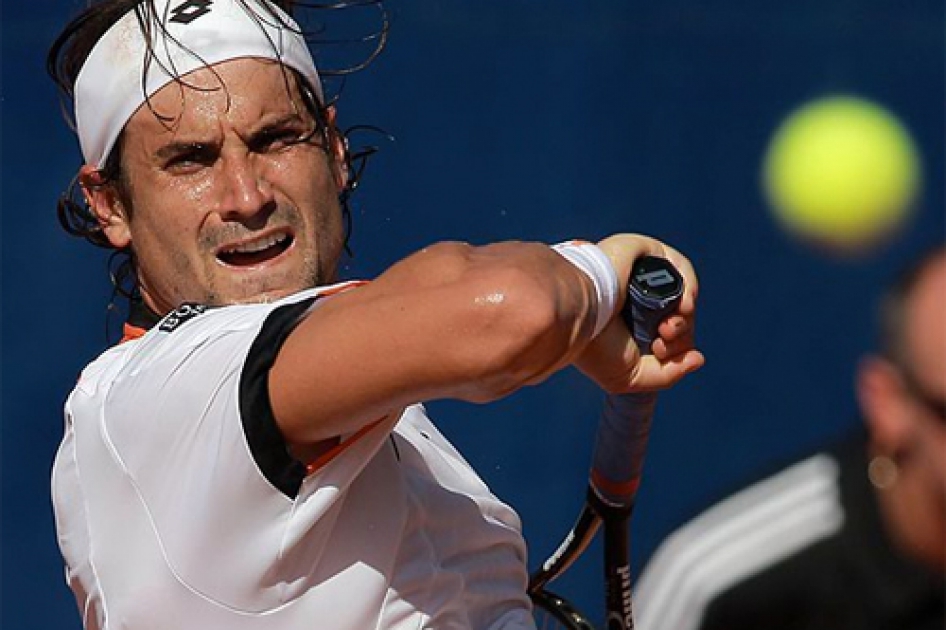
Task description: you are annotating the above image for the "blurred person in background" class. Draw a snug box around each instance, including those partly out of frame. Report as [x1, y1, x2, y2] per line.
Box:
[634, 242, 945, 630]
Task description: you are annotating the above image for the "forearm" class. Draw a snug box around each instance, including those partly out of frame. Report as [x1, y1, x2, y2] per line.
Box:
[270, 241, 599, 447]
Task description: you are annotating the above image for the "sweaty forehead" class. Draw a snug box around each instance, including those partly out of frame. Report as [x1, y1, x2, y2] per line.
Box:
[127, 58, 306, 137]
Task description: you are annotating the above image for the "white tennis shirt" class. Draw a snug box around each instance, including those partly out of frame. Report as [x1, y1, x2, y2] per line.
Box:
[52, 283, 536, 629]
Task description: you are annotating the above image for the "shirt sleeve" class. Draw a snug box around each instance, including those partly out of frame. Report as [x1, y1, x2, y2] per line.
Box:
[239, 295, 317, 497]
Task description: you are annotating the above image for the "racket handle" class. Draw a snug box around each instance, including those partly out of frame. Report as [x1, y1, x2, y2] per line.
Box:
[589, 256, 683, 509]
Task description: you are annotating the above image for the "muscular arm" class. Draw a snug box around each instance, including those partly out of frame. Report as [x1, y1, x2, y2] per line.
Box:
[270, 241, 598, 450]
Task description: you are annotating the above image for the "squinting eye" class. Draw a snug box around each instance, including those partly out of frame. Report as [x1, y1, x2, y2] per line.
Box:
[257, 127, 315, 153]
[168, 154, 198, 167]
[165, 146, 214, 171]
[272, 133, 302, 148]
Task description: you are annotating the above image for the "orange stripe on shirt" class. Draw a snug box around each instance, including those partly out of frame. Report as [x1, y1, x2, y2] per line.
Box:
[305, 416, 390, 475]
[121, 323, 147, 343]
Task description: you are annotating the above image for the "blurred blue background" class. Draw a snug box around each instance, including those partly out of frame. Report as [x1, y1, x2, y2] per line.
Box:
[2, 1, 943, 627]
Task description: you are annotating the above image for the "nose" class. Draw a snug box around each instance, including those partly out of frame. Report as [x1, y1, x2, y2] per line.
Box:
[218, 152, 275, 225]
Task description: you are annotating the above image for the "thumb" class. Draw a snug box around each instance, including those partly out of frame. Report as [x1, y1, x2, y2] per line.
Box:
[630, 350, 705, 392]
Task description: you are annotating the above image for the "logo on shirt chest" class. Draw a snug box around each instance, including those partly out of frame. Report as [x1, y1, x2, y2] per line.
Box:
[159, 304, 207, 333]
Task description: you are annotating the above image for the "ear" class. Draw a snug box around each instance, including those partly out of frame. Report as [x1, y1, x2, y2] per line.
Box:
[79, 164, 132, 249]
[323, 106, 350, 193]
[856, 355, 912, 455]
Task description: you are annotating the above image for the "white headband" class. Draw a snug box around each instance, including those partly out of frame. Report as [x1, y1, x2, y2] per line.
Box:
[75, 0, 322, 168]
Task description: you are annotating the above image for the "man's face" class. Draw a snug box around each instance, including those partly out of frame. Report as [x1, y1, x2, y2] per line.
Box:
[88, 58, 346, 314]
[858, 253, 945, 569]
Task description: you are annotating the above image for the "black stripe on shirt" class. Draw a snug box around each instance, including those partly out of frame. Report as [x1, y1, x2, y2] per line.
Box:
[239, 297, 318, 498]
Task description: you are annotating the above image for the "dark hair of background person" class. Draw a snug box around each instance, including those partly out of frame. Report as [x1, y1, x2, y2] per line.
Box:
[877, 242, 946, 384]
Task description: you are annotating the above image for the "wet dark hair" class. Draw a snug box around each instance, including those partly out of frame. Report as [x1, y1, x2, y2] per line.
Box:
[876, 242, 946, 372]
[47, 0, 389, 299]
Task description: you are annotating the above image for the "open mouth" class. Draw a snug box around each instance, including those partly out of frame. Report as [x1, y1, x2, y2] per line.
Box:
[217, 232, 294, 267]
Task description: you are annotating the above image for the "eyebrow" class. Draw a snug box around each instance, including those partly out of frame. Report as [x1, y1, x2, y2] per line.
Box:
[152, 113, 314, 161]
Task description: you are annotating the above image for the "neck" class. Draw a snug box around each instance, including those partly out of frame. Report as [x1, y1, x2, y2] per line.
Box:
[873, 453, 946, 575]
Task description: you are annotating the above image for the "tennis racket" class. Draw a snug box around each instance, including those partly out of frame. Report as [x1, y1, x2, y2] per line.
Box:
[529, 256, 685, 630]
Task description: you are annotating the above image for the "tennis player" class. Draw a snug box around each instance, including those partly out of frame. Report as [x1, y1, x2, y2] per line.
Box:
[48, 2, 704, 628]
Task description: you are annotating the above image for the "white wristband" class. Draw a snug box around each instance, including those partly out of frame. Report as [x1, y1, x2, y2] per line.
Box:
[552, 240, 620, 338]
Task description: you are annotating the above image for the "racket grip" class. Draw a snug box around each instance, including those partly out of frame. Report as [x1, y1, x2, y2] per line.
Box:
[590, 392, 656, 508]
[589, 256, 683, 509]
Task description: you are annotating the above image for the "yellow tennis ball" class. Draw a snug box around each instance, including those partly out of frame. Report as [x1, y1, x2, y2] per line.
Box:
[762, 96, 921, 254]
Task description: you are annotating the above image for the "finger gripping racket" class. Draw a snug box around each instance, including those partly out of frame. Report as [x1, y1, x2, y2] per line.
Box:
[530, 256, 685, 630]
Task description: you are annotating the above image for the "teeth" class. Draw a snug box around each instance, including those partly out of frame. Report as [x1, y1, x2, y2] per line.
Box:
[222, 233, 287, 255]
